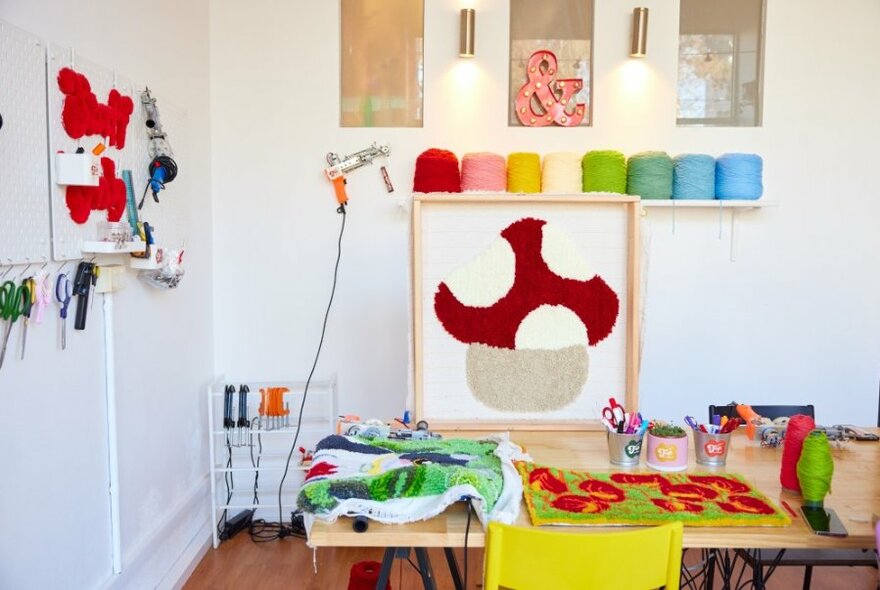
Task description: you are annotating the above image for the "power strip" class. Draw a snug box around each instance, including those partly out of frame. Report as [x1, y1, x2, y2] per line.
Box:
[220, 509, 254, 541]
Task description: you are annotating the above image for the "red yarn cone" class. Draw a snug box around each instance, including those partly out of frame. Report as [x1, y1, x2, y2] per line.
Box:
[348, 560, 391, 590]
[780, 414, 816, 492]
[413, 148, 461, 193]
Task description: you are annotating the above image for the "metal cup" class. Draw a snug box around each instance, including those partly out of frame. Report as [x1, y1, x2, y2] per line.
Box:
[694, 431, 732, 466]
[607, 431, 644, 466]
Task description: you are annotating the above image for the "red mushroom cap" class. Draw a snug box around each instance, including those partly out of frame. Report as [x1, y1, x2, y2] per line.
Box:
[434, 217, 619, 350]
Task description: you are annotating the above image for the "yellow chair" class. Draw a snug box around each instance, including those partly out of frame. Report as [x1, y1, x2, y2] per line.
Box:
[484, 521, 683, 590]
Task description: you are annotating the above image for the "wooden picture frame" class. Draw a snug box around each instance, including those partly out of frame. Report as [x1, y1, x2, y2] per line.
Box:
[412, 193, 641, 431]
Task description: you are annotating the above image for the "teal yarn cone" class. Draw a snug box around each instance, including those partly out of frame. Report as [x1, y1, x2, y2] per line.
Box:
[716, 153, 763, 200]
[627, 151, 673, 199]
[582, 150, 627, 194]
[673, 154, 716, 200]
[797, 430, 834, 507]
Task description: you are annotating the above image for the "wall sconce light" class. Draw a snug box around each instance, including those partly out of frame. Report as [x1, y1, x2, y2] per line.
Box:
[630, 7, 649, 57]
[459, 8, 476, 57]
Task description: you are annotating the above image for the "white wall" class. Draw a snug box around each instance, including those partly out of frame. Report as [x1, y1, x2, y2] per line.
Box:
[211, 0, 880, 427]
[0, 2, 213, 589]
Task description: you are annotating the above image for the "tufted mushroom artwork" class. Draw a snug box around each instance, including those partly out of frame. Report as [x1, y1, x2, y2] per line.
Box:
[434, 217, 620, 412]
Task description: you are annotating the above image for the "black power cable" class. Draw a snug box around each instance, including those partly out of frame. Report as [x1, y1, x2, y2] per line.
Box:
[216, 385, 236, 537]
[250, 205, 347, 542]
[138, 155, 178, 209]
[463, 497, 473, 589]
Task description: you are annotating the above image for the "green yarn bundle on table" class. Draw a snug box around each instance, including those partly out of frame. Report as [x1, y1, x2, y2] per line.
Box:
[582, 150, 628, 194]
[797, 430, 834, 506]
[627, 151, 673, 199]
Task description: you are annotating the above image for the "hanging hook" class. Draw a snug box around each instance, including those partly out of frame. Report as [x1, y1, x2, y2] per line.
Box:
[1, 266, 13, 279]
[18, 263, 32, 278]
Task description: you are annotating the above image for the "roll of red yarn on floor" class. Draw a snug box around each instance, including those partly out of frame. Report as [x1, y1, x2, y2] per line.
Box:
[348, 560, 391, 590]
[780, 414, 816, 493]
[413, 148, 461, 193]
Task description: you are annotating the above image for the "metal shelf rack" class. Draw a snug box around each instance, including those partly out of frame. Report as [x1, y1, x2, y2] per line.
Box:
[207, 377, 337, 548]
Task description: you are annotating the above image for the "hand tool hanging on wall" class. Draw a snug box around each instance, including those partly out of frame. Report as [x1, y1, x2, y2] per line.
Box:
[73, 262, 99, 331]
[324, 142, 393, 211]
[139, 88, 178, 209]
[55, 273, 72, 350]
[0, 280, 27, 370]
[32, 272, 51, 325]
[20, 277, 35, 360]
[130, 222, 154, 260]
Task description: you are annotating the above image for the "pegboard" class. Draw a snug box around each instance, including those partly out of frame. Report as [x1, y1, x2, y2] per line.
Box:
[0, 21, 51, 266]
[119, 78, 189, 251]
[47, 44, 121, 260]
[46, 45, 189, 260]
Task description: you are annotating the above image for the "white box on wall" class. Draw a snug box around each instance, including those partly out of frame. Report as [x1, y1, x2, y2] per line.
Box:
[55, 152, 100, 186]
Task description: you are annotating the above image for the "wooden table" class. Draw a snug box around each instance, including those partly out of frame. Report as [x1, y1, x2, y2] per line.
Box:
[310, 430, 880, 550]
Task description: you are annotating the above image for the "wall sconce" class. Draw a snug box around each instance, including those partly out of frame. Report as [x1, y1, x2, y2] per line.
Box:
[630, 7, 648, 57]
[459, 9, 476, 57]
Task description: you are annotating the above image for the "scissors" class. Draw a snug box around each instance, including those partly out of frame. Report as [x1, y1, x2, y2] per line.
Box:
[32, 272, 52, 324]
[20, 278, 35, 360]
[0, 280, 26, 370]
[602, 397, 627, 432]
[55, 273, 72, 350]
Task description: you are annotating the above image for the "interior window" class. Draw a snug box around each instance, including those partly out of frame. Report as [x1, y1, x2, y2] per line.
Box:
[340, 0, 424, 127]
[677, 0, 765, 126]
[509, 0, 593, 126]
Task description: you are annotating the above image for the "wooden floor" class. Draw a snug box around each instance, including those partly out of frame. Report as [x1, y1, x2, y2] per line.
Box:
[185, 533, 878, 589]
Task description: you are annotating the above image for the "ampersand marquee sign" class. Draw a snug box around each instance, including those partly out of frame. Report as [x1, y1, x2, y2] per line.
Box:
[515, 50, 586, 127]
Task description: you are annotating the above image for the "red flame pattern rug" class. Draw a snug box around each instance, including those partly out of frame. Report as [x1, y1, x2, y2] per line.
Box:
[517, 462, 790, 527]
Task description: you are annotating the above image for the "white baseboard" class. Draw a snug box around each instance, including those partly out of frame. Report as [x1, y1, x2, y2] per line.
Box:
[163, 520, 212, 590]
[97, 475, 211, 590]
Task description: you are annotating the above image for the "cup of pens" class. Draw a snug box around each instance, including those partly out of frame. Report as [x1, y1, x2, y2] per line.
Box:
[607, 431, 645, 466]
[694, 430, 732, 466]
[602, 397, 647, 466]
[686, 415, 739, 467]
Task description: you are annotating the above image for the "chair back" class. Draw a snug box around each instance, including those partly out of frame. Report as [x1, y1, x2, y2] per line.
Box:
[709, 403, 815, 423]
[484, 521, 683, 590]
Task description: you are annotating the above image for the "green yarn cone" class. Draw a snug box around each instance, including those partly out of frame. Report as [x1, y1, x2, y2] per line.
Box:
[627, 151, 673, 199]
[582, 150, 627, 194]
[797, 431, 834, 506]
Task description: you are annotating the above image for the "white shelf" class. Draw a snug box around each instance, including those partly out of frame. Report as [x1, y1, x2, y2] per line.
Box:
[641, 199, 773, 209]
[213, 465, 309, 473]
[216, 503, 300, 510]
[211, 422, 328, 435]
[82, 240, 146, 254]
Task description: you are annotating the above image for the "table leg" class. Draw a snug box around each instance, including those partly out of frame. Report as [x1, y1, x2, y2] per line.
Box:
[714, 549, 734, 590]
[443, 547, 464, 590]
[752, 549, 765, 590]
[414, 547, 438, 590]
[705, 549, 716, 590]
[375, 547, 397, 590]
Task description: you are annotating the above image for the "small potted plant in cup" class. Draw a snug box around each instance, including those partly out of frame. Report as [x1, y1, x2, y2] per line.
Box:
[646, 421, 689, 472]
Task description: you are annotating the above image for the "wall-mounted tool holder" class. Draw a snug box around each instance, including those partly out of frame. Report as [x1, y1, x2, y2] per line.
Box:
[55, 152, 101, 186]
